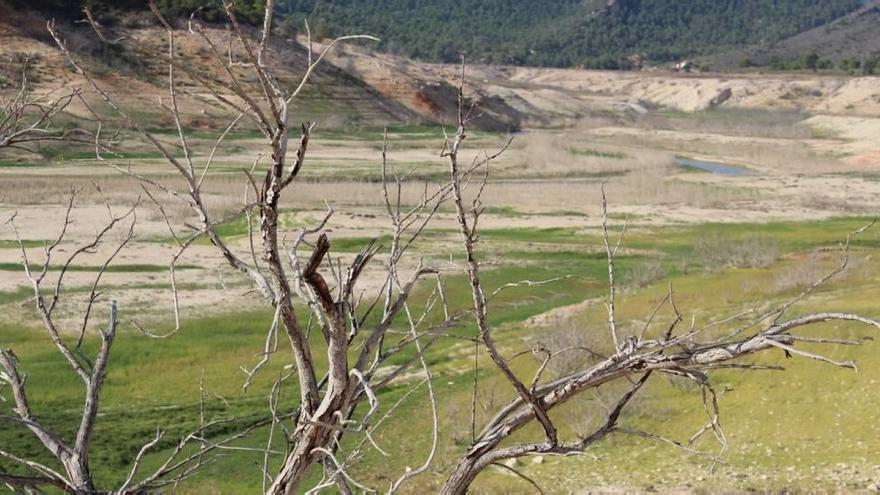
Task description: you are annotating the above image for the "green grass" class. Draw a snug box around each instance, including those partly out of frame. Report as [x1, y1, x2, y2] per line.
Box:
[655, 107, 808, 126]
[185, 209, 321, 244]
[140, 123, 484, 144]
[488, 241, 880, 493]
[482, 206, 528, 217]
[0, 286, 33, 305]
[545, 209, 589, 217]
[569, 147, 627, 159]
[447, 217, 880, 493]
[678, 163, 710, 173]
[330, 234, 393, 252]
[809, 125, 841, 140]
[0, 310, 295, 488]
[0, 160, 45, 168]
[1, 216, 878, 492]
[0, 239, 46, 248]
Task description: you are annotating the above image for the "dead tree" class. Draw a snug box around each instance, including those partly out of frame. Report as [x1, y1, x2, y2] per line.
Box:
[0, 75, 113, 493]
[0, 47, 321, 493]
[1, 195, 297, 493]
[0, 197, 134, 493]
[26, 2, 879, 494]
[436, 73, 880, 492]
[44, 2, 455, 494]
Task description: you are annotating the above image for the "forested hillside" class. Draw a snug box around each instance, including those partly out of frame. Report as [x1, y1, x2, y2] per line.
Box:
[707, 0, 880, 71]
[272, 0, 862, 68]
[9, 0, 863, 69]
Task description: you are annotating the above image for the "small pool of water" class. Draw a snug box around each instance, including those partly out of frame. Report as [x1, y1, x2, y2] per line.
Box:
[675, 157, 754, 176]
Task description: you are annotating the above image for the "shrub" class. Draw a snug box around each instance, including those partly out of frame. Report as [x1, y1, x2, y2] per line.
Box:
[775, 252, 826, 292]
[625, 259, 667, 288]
[696, 235, 780, 272]
[528, 316, 609, 380]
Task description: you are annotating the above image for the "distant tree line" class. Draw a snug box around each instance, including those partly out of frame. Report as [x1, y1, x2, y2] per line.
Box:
[742, 51, 880, 74]
[838, 55, 879, 74]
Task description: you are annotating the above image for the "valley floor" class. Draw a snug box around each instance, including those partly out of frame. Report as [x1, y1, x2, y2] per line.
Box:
[2, 46, 880, 492]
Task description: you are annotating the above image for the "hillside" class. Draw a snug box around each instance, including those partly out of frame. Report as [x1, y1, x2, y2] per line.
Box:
[5, 0, 866, 69]
[0, 1, 534, 137]
[708, 0, 880, 70]
[5, 0, 880, 139]
[272, 0, 862, 68]
[0, 1, 422, 131]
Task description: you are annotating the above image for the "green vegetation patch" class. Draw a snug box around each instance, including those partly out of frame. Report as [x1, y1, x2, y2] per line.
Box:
[0, 160, 44, 168]
[0, 239, 46, 248]
[570, 147, 627, 159]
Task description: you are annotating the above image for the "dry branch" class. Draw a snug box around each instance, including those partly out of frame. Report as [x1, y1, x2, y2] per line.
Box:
[436, 71, 880, 494]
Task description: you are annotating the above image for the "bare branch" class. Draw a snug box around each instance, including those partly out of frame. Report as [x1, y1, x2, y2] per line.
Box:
[118, 429, 165, 493]
[601, 184, 628, 351]
[445, 63, 557, 448]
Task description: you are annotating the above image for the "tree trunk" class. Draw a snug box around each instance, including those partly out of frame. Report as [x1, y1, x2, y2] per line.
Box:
[266, 421, 322, 495]
[441, 456, 482, 495]
[64, 454, 98, 494]
[267, 380, 352, 495]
